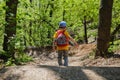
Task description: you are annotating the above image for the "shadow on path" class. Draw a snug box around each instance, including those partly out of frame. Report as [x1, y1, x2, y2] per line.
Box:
[0, 67, 21, 80]
[0, 65, 120, 80]
[39, 65, 89, 80]
[39, 65, 120, 80]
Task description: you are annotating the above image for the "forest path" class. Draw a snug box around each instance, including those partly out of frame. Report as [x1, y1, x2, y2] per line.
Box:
[0, 44, 120, 80]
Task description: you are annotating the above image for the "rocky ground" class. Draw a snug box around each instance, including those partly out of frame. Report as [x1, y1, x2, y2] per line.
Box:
[0, 43, 120, 80]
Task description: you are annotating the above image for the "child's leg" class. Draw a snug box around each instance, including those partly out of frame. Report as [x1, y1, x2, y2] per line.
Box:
[63, 50, 68, 66]
[58, 50, 63, 66]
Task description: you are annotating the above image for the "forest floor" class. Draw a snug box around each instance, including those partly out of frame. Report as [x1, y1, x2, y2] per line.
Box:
[0, 43, 120, 80]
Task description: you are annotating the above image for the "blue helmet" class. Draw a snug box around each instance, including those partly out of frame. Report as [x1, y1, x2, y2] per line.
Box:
[59, 21, 66, 28]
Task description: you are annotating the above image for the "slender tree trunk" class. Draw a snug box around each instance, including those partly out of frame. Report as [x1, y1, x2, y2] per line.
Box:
[63, 0, 65, 21]
[3, 0, 18, 60]
[47, 0, 54, 39]
[49, 0, 54, 18]
[83, 16, 88, 44]
[30, 0, 32, 3]
[96, 0, 113, 57]
[29, 0, 33, 45]
[29, 21, 32, 45]
[63, 10, 66, 21]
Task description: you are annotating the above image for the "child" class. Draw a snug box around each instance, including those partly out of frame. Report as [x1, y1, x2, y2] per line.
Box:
[53, 21, 78, 66]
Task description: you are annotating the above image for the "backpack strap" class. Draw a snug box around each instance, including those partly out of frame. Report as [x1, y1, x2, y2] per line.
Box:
[57, 29, 69, 41]
[57, 30, 66, 37]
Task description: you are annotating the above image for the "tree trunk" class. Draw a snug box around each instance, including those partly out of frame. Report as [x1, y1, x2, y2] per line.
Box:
[30, 0, 32, 3]
[47, 0, 54, 39]
[83, 16, 88, 44]
[63, 0, 65, 21]
[29, 0, 33, 46]
[63, 10, 66, 21]
[3, 0, 18, 60]
[96, 0, 113, 57]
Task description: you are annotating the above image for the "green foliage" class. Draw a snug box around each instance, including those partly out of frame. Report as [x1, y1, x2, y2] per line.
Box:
[5, 54, 33, 66]
[0, 0, 120, 62]
[0, 50, 10, 58]
[5, 58, 16, 66]
[109, 40, 120, 52]
[0, 1, 5, 50]
[15, 53, 33, 63]
[16, 0, 100, 47]
[112, 0, 120, 32]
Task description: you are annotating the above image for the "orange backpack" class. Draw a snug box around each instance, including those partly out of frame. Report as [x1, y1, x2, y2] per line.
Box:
[56, 30, 69, 46]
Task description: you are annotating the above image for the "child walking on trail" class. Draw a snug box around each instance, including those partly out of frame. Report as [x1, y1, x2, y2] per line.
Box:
[53, 21, 78, 66]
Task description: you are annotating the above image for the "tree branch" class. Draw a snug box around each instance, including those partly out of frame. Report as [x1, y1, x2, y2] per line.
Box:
[111, 24, 120, 36]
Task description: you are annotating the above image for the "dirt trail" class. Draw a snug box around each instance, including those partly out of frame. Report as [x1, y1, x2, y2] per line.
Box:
[0, 44, 120, 80]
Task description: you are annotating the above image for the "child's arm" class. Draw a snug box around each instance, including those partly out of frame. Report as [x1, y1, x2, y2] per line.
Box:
[52, 39, 56, 51]
[69, 36, 78, 47]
